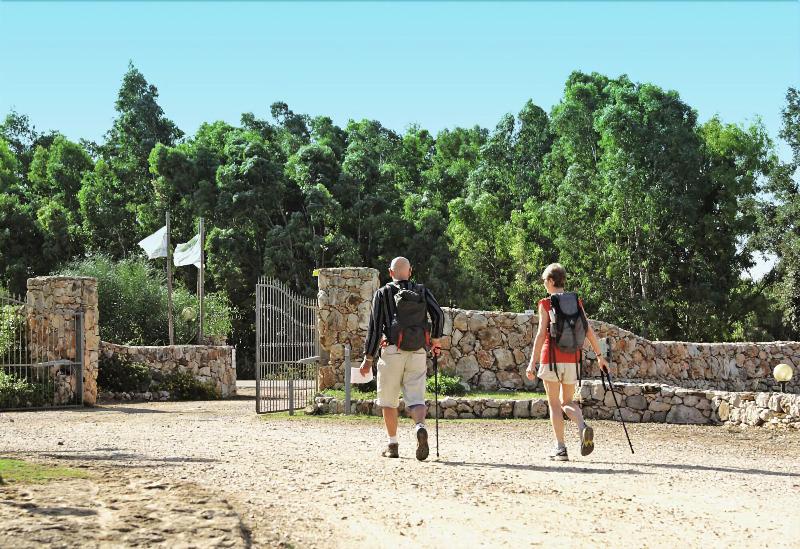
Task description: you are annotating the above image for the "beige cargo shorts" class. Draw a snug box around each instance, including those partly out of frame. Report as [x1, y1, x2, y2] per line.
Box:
[376, 344, 427, 408]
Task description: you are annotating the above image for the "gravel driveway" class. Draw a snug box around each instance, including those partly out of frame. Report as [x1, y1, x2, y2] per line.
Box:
[1, 399, 799, 548]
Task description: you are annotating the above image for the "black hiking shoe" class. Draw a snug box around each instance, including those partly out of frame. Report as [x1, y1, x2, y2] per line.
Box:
[382, 443, 399, 458]
[580, 424, 595, 456]
[416, 426, 429, 461]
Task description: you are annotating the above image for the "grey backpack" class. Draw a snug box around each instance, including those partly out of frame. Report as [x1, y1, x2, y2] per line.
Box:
[549, 292, 588, 354]
[389, 283, 430, 352]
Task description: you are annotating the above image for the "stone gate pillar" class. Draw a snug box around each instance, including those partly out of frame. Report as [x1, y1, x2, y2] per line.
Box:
[317, 268, 380, 388]
[26, 276, 100, 405]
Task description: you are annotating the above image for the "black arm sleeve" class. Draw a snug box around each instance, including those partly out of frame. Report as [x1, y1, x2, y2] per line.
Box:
[363, 289, 384, 358]
[425, 288, 445, 339]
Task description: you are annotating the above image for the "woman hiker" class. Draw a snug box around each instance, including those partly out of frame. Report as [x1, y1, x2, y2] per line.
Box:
[526, 263, 609, 461]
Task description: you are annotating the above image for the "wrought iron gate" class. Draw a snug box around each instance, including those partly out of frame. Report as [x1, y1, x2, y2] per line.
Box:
[0, 293, 84, 410]
[255, 277, 319, 414]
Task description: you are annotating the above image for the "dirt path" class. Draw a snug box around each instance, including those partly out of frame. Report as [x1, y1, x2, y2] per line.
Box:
[1, 400, 799, 548]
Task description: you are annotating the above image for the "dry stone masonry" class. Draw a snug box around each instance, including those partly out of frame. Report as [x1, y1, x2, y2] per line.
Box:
[99, 341, 237, 399]
[310, 384, 800, 428]
[310, 394, 551, 420]
[316, 268, 379, 388]
[315, 270, 799, 394]
[26, 276, 100, 405]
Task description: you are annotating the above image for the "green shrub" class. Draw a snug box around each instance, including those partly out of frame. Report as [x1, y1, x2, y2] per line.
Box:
[155, 370, 219, 400]
[0, 303, 24, 358]
[58, 254, 234, 346]
[0, 370, 49, 408]
[97, 354, 152, 393]
[426, 372, 467, 396]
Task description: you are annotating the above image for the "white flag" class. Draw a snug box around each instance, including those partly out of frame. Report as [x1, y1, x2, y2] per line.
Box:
[137, 226, 168, 259]
[174, 234, 202, 267]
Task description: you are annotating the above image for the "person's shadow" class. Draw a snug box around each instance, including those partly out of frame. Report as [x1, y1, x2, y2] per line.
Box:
[591, 461, 800, 478]
[436, 460, 648, 475]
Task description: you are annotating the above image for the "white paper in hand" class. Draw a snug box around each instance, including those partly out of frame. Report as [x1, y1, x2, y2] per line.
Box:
[350, 366, 373, 384]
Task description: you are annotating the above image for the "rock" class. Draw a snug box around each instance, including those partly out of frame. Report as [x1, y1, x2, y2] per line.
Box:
[717, 400, 730, 421]
[468, 314, 489, 331]
[482, 406, 499, 418]
[666, 405, 708, 424]
[453, 312, 469, 331]
[443, 408, 458, 419]
[318, 366, 337, 390]
[627, 395, 648, 410]
[459, 332, 476, 353]
[652, 411, 668, 422]
[477, 371, 497, 390]
[513, 400, 530, 418]
[648, 400, 672, 413]
[530, 399, 549, 418]
[440, 397, 458, 409]
[616, 408, 641, 423]
[493, 348, 515, 369]
[459, 412, 476, 419]
[476, 350, 494, 369]
[456, 356, 480, 382]
[683, 395, 700, 407]
[622, 385, 641, 396]
[755, 393, 770, 408]
[477, 327, 503, 349]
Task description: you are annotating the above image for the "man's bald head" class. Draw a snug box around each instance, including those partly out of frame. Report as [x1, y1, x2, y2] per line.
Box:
[389, 256, 412, 281]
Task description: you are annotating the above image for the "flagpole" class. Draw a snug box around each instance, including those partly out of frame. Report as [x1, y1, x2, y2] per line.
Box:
[198, 217, 205, 345]
[166, 211, 174, 346]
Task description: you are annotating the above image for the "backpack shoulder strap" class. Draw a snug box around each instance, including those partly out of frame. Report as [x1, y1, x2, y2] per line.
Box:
[549, 294, 560, 315]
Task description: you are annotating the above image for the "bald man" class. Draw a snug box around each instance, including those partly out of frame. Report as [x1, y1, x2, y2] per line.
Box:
[360, 257, 444, 460]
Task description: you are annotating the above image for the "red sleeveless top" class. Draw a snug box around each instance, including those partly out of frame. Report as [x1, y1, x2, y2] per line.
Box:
[539, 296, 584, 364]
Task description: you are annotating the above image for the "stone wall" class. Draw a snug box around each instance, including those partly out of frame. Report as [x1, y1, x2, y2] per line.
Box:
[441, 308, 800, 393]
[579, 381, 800, 428]
[317, 268, 379, 387]
[309, 394, 550, 420]
[26, 276, 100, 405]
[310, 384, 800, 428]
[316, 273, 800, 392]
[99, 341, 237, 398]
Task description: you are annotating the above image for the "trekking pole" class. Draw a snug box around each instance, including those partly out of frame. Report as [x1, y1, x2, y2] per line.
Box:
[433, 353, 440, 458]
[601, 353, 634, 454]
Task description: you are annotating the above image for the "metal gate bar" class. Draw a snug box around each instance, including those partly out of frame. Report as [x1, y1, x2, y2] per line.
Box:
[1, 293, 84, 410]
[255, 278, 319, 414]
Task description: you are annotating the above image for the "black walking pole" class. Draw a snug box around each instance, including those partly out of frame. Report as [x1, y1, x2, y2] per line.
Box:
[433, 353, 440, 458]
[602, 348, 635, 454]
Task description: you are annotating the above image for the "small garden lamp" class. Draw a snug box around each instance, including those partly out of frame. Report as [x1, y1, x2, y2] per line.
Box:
[773, 363, 794, 393]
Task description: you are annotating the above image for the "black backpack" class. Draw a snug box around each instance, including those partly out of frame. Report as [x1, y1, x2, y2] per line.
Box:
[389, 282, 430, 352]
[548, 292, 588, 383]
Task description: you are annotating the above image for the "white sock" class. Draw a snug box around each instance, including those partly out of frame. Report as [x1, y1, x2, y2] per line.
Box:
[414, 422, 425, 431]
[388, 436, 398, 444]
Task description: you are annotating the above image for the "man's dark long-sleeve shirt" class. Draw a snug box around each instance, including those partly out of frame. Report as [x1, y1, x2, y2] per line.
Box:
[364, 279, 445, 358]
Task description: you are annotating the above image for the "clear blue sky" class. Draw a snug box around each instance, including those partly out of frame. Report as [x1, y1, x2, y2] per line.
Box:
[1, 1, 798, 275]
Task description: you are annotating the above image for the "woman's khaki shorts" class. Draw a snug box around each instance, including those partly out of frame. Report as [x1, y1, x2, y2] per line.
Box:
[536, 362, 579, 385]
[376, 345, 427, 408]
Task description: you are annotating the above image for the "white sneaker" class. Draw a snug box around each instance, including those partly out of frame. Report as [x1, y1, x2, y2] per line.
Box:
[548, 444, 568, 462]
